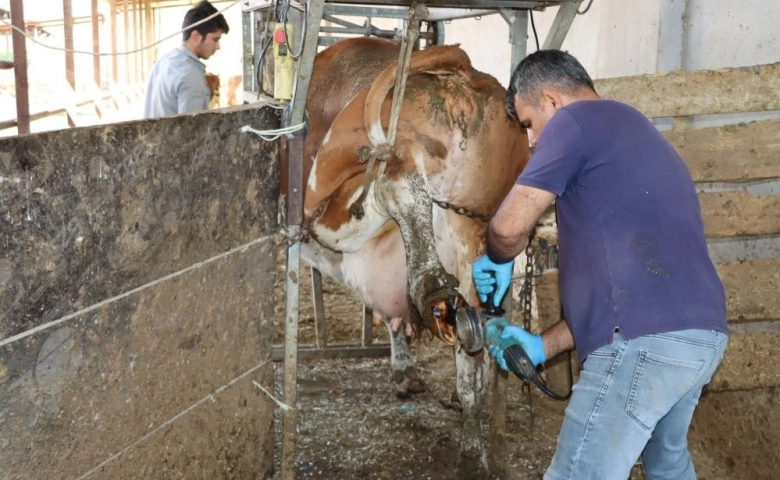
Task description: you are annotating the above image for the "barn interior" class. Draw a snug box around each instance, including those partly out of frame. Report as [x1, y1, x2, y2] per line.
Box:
[1, 1, 779, 479]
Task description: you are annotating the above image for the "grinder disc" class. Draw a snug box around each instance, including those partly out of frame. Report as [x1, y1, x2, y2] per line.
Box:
[455, 306, 485, 353]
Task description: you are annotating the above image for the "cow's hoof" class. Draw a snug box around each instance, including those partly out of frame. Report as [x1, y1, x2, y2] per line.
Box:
[392, 366, 427, 398]
[421, 288, 467, 346]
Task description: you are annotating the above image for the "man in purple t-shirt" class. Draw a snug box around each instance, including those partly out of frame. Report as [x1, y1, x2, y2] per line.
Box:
[471, 50, 728, 480]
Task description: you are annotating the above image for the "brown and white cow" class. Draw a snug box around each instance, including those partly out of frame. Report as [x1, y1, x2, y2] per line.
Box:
[205, 73, 220, 109]
[298, 37, 529, 477]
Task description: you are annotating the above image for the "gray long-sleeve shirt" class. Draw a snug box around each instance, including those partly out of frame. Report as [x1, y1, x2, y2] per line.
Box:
[143, 45, 209, 118]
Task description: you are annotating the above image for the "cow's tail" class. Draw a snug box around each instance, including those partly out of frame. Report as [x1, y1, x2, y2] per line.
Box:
[363, 45, 472, 147]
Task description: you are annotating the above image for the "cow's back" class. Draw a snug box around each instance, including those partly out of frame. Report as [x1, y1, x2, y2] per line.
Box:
[303, 38, 401, 180]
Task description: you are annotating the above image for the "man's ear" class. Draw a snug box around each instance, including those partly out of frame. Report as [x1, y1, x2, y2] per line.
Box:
[540, 88, 563, 110]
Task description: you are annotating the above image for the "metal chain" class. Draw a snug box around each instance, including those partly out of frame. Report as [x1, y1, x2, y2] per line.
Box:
[432, 198, 491, 222]
[277, 197, 329, 248]
[522, 230, 536, 332]
[520, 229, 537, 422]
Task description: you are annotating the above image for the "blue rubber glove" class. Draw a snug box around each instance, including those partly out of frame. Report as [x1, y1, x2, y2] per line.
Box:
[471, 254, 514, 307]
[487, 325, 546, 370]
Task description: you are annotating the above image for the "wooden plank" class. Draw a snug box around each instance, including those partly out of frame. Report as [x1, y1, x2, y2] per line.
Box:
[595, 62, 780, 118]
[709, 332, 780, 391]
[716, 258, 780, 323]
[700, 191, 780, 238]
[531, 258, 778, 325]
[665, 119, 780, 182]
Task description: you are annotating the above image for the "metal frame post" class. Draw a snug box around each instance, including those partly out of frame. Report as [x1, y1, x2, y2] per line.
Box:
[656, 0, 689, 130]
[281, 3, 326, 479]
[10, 0, 29, 134]
[541, 0, 581, 50]
[503, 8, 528, 74]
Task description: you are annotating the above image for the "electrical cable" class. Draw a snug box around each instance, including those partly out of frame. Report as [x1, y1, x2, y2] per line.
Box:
[240, 122, 304, 141]
[0, 0, 243, 57]
[282, 1, 307, 60]
[577, 0, 595, 15]
[529, 10, 540, 51]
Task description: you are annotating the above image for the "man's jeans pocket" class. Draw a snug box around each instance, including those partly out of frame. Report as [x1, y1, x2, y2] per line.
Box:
[625, 350, 704, 430]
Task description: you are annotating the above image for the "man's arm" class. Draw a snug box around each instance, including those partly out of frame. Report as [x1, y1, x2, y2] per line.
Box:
[487, 184, 556, 263]
[542, 320, 575, 361]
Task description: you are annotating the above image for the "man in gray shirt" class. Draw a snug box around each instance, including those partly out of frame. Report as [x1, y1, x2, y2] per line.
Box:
[143, 1, 229, 118]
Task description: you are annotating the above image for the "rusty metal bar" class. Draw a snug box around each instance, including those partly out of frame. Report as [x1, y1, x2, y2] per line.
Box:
[281, 132, 303, 480]
[361, 305, 373, 346]
[133, 0, 140, 84]
[310, 266, 327, 348]
[92, 0, 101, 88]
[271, 344, 391, 361]
[63, 0, 76, 127]
[281, 3, 326, 480]
[110, 0, 118, 85]
[123, 0, 130, 84]
[10, 0, 29, 134]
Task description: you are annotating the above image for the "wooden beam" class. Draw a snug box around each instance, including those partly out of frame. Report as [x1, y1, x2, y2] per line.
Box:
[666, 119, 780, 182]
[700, 191, 780, 238]
[709, 332, 780, 391]
[716, 258, 780, 324]
[595, 62, 780, 118]
[10, 0, 29, 134]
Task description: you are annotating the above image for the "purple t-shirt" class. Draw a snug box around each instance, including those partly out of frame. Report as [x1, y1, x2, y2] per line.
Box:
[517, 100, 728, 360]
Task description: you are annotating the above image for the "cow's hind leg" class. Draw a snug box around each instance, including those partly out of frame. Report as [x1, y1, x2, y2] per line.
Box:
[455, 347, 491, 479]
[382, 316, 426, 397]
[373, 169, 464, 341]
[374, 167, 490, 478]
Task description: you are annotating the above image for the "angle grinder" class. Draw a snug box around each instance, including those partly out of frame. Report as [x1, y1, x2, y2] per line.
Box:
[455, 291, 571, 401]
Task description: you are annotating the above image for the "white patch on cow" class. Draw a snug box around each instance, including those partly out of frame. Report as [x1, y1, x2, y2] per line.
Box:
[320, 129, 333, 148]
[367, 121, 386, 147]
[312, 185, 389, 253]
[306, 156, 319, 195]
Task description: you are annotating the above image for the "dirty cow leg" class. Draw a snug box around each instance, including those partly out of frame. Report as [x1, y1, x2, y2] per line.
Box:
[382, 317, 426, 398]
[375, 168, 489, 478]
[455, 347, 491, 479]
[374, 170, 462, 333]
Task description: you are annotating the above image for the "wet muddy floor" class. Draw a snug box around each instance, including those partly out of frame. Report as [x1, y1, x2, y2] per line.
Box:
[267, 254, 648, 480]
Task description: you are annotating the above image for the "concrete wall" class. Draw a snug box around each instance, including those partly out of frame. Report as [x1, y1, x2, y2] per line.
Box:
[0, 104, 280, 479]
[445, 0, 780, 83]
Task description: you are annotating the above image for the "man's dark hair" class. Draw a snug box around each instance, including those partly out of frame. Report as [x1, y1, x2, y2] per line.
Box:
[182, 1, 229, 41]
[506, 49, 596, 118]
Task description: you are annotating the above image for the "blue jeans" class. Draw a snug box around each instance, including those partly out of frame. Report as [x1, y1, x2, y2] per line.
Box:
[544, 329, 728, 480]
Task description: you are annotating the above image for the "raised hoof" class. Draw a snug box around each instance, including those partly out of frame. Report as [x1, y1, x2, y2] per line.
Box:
[392, 366, 427, 398]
